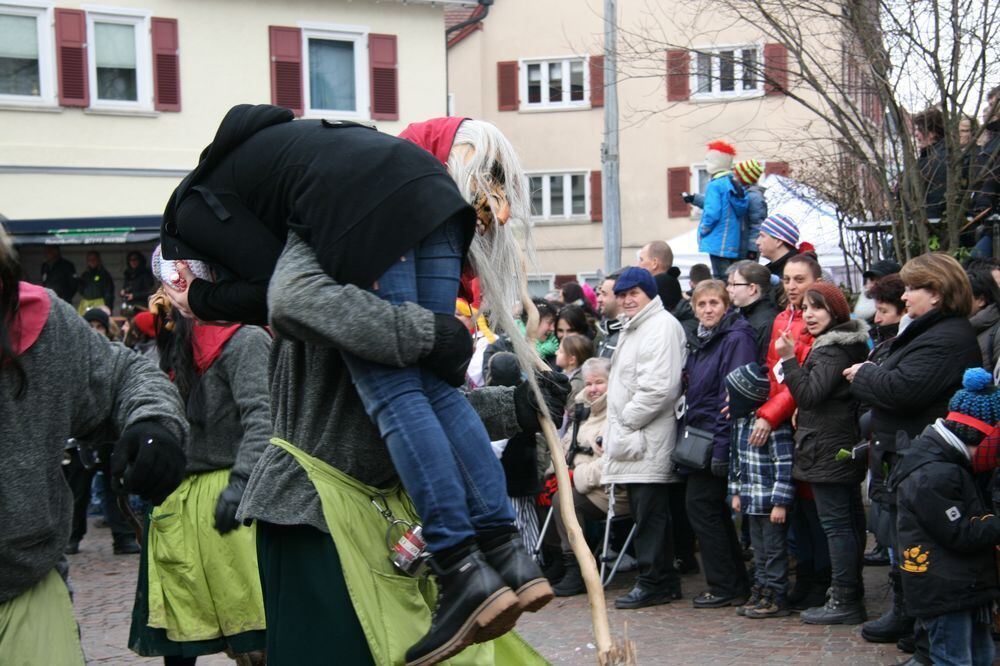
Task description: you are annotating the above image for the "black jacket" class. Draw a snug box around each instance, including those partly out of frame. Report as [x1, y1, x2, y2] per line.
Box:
[738, 297, 778, 364]
[918, 140, 948, 220]
[122, 254, 155, 308]
[500, 432, 541, 497]
[889, 426, 1000, 619]
[782, 319, 870, 485]
[971, 127, 1000, 218]
[78, 266, 114, 307]
[655, 272, 683, 312]
[40, 257, 77, 303]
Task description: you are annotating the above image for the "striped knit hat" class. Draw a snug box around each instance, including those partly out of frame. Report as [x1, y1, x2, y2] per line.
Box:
[733, 159, 763, 186]
[760, 213, 800, 248]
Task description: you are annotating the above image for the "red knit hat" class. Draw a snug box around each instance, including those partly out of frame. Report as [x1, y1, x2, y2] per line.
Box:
[806, 282, 850, 324]
[132, 311, 157, 338]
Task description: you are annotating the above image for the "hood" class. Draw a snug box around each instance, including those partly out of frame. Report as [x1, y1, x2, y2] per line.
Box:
[888, 426, 970, 491]
[8, 282, 51, 357]
[969, 303, 1000, 334]
[398, 117, 467, 165]
[811, 318, 870, 349]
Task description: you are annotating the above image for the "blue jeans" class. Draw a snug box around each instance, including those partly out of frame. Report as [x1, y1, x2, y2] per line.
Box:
[921, 610, 996, 666]
[709, 255, 734, 280]
[343, 220, 514, 551]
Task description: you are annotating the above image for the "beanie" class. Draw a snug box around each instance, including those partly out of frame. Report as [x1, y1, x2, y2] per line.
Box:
[862, 259, 902, 281]
[733, 159, 763, 186]
[83, 307, 111, 331]
[705, 140, 736, 175]
[486, 351, 522, 388]
[613, 266, 658, 301]
[725, 363, 771, 419]
[806, 283, 851, 325]
[947, 368, 1000, 432]
[760, 213, 800, 248]
[132, 311, 157, 338]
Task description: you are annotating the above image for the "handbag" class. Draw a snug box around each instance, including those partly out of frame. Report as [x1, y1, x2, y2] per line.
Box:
[671, 423, 715, 471]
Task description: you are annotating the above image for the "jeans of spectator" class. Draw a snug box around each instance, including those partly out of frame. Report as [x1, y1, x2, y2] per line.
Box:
[344, 219, 514, 551]
[811, 482, 866, 592]
[920, 609, 996, 666]
[685, 472, 749, 598]
[627, 483, 680, 593]
[748, 514, 789, 597]
[667, 480, 696, 565]
[788, 495, 831, 573]
[709, 255, 735, 280]
[63, 452, 132, 544]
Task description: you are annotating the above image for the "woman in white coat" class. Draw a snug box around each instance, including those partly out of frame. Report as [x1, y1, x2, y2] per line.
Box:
[602, 267, 688, 610]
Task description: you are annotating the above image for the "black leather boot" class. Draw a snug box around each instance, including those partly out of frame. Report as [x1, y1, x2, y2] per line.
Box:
[800, 586, 867, 625]
[478, 530, 553, 613]
[552, 555, 586, 597]
[861, 570, 914, 643]
[404, 548, 520, 666]
[786, 562, 813, 609]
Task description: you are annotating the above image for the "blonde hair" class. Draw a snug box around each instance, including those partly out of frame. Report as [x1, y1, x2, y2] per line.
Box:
[900, 253, 973, 317]
[691, 279, 731, 308]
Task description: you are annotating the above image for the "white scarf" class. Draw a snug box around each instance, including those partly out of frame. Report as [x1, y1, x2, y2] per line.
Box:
[932, 418, 972, 461]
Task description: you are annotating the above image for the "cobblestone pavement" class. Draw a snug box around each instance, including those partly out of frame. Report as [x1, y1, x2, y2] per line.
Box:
[71, 521, 905, 665]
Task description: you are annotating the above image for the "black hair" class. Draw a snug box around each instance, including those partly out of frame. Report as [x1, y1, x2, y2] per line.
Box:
[967, 266, 1000, 309]
[157, 314, 206, 426]
[689, 264, 712, 284]
[912, 107, 945, 140]
[0, 242, 27, 398]
[557, 304, 595, 339]
[521, 298, 557, 324]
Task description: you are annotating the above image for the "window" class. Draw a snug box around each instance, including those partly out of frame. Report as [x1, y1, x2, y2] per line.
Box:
[690, 164, 711, 196]
[0, 3, 55, 106]
[529, 172, 589, 221]
[692, 46, 762, 99]
[86, 8, 152, 110]
[302, 25, 368, 117]
[526, 273, 555, 299]
[520, 57, 588, 109]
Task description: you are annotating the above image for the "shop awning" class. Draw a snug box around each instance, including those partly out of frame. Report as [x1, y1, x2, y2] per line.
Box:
[1, 215, 161, 245]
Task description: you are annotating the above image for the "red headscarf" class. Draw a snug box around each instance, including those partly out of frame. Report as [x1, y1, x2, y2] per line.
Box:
[9, 282, 51, 356]
[191, 323, 241, 374]
[398, 117, 467, 164]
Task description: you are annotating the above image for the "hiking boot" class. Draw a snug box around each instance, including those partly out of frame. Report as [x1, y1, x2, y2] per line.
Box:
[552, 555, 586, 597]
[404, 547, 520, 666]
[801, 586, 867, 625]
[736, 585, 762, 617]
[112, 534, 140, 555]
[478, 530, 553, 613]
[745, 588, 791, 619]
[862, 570, 914, 643]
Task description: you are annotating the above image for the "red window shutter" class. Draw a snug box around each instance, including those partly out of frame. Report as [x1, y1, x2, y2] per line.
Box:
[151, 18, 180, 112]
[589, 55, 604, 108]
[269, 26, 303, 116]
[764, 161, 790, 177]
[667, 167, 691, 218]
[763, 43, 788, 96]
[369, 34, 398, 121]
[497, 61, 518, 111]
[666, 49, 690, 102]
[55, 9, 88, 107]
[590, 170, 603, 222]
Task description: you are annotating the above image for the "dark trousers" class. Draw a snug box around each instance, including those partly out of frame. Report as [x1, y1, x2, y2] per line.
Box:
[63, 453, 132, 543]
[667, 480, 696, 564]
[812, 482, 866, 592]
[626, 483, 679, 592]
[685, 472, 749, 597]
[789, 495, 831, 572]
[709, 255, 735, 280]
[748, 514, 789, 596]
[552, 489, 610, 555]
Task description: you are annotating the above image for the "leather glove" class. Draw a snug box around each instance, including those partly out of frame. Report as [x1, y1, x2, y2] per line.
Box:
[681, 192, 695, 204]
[110, 421, 186, 506]
[711, 458, 729, 479]
[214, 476, 247, 535]
[421, 313, 473, 387]
[513, 371, 571, 433]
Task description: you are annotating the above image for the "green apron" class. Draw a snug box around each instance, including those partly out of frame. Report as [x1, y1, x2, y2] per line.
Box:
[0, 570, 85, 665]
[147, 469, 266, 642]
[271, 437, 548, 666]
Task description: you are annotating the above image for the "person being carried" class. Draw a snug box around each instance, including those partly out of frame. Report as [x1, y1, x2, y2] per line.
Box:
[686, 141, 748, 279]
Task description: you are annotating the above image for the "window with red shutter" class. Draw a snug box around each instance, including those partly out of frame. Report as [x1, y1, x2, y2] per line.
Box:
[497, 61, 518, 111]
[764, 161, 790, 177]
[55, 8, 88, 107]
[369, 34, 398, 121]
[151, 18, 180, 112]
[589, 56, 604, 108]
[667, 167, 691, 218]
[764, 43, 788, 95]
[666, 50, 690, 102]
[590, 170, 602, 221]
[269, 26, 303, 116]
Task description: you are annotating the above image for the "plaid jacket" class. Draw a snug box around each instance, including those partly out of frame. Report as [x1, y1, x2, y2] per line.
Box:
[729, 416, 795, 515]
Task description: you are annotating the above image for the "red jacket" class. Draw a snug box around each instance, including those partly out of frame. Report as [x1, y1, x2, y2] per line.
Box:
[757, 307, 815, 428]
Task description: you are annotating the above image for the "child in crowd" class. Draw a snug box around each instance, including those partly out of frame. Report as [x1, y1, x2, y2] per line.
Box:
[727, 362, 795, 618]
[556, 333, 595, 407]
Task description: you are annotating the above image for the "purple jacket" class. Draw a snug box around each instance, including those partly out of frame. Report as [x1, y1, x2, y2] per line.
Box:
[683, 311, 758, 461]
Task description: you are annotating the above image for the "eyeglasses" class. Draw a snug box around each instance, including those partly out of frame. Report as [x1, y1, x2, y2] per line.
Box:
[727, 282, 751, 288]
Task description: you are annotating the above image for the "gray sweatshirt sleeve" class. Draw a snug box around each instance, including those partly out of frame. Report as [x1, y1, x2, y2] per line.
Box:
[466, 386, 522, 440]
[220, 327, 273, 481]
[268, 233, 435, 367]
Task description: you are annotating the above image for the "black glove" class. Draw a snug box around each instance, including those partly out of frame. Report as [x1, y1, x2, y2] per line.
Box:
[422, 313, 473, 387]
[513, 371, 571, 433]
[110, 421, 186, 506]
[214, 476, 247, 535]
[711, 458, 729, 479]
[681, 192, 695, 204]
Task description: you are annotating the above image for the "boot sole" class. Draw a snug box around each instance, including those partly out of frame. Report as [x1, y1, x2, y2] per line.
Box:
[514, 578, 554, 612]
[801, 614, 867, 626]
[406, 588, 521, 666]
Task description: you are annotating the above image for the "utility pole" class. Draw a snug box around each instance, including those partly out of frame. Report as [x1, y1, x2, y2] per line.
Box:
[602, 0, 622, 273]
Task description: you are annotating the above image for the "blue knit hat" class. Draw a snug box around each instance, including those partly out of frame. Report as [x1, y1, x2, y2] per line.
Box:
[760, 213, 800, 248]
[948, 368, 1000, 426]
[613, 266, 657, 300]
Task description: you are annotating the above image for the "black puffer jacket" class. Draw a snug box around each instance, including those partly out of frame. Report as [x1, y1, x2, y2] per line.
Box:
[782, 319, 869, 484]
[889, 426, 1000, 619]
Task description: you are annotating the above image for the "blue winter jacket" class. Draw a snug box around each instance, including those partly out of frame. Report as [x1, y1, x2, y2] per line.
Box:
[682, 311, 758, 462]
[698, 172, 748, 259]
[741, 185, 768, 258]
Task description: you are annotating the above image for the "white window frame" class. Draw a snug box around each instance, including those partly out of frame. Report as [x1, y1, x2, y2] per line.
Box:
[690, 163, 712, 196]
[83, 5, 153, 112]
[526, 273, 556, 299]
[527, 170, 591, 222]
[518, 55, 589, 111]
[576, 271, 603, 288]
[689, 43, 764, 102]
[300, 21, 369, 120]
[0, 1, 56, 108]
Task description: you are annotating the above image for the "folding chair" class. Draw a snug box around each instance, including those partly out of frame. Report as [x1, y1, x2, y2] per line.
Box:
[532, 504, 554, 564]
[599, 484, 637, 587]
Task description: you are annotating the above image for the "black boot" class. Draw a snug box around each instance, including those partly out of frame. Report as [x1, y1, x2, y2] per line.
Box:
[112, 533, 140, 555]
[861, 570, 914, 643]
[552, 555, 586, 597]
[478, 529, 553, 613]
[786, 562, 814, 609]
[793, 566, 830, 611]
[404, 547, 520, 666]
[541, 550, 565, 585]
[800, 586, 867, 625]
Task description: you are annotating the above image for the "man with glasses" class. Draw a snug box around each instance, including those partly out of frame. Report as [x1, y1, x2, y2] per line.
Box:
[726, 261, 778, 364]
